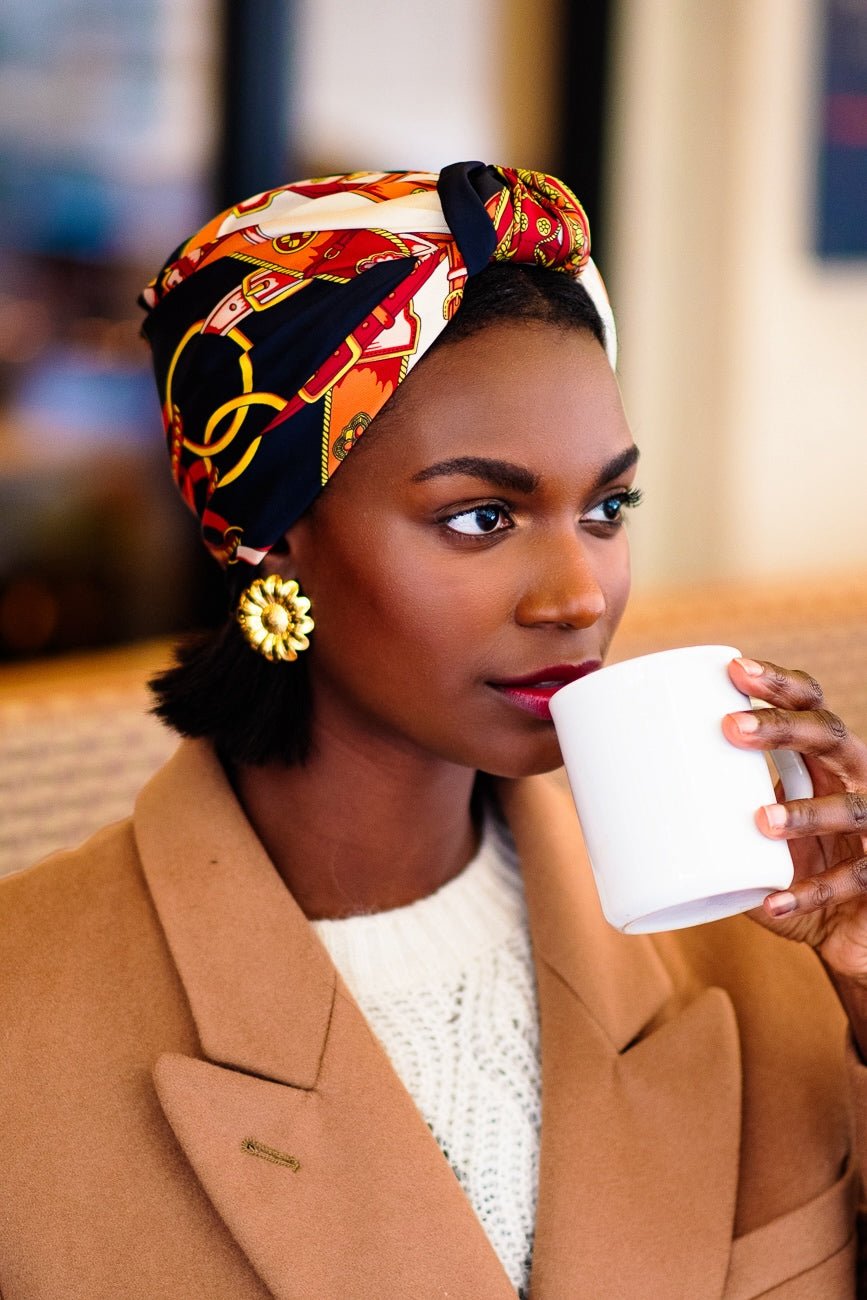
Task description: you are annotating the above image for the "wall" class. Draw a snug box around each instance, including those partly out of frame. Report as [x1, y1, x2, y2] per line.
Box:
[292, 0, 558, 174]
[606, 0, 867, 589]
[294, 0, 867, 591]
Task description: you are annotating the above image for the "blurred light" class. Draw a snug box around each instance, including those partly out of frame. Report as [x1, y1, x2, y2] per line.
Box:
[0, 577, 59, 652]
[0, 296, 52, 364]
[55, 577, 111, 648]
[11, 344, 159, 442]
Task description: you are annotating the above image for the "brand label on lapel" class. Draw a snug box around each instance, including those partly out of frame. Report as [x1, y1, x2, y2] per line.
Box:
[241, 1137, 301, 1172]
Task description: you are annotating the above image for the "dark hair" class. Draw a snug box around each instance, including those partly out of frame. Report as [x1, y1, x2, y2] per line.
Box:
[149, 263, 608, 766]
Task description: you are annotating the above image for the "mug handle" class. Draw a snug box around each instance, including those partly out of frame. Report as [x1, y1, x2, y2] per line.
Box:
[751, 698, 814, 800]
[769, 747, 814, 801]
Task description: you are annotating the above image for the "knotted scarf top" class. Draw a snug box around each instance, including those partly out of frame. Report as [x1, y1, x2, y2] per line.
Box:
[140, 162, 616, 566]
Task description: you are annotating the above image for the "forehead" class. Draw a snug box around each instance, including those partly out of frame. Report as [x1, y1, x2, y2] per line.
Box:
[340, 321, 633, 489]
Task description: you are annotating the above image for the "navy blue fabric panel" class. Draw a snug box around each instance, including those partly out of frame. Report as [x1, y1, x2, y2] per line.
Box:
[438, 162, 502, 275]
[142, 253, 415, 549]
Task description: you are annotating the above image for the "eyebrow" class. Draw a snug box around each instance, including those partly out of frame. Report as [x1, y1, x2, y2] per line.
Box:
[411, 456, 539, 493]
[594, 444, 640, 488]
[410, 445, 640, 495]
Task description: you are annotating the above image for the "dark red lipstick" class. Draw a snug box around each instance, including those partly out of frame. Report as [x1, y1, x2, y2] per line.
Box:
[488, 661, 601, 720]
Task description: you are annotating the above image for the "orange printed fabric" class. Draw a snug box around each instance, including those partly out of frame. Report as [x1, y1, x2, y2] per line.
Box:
[140, 163, 608, 567]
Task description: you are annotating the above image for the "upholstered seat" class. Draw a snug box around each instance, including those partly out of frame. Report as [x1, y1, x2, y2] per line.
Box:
[1, 574, 865, 878]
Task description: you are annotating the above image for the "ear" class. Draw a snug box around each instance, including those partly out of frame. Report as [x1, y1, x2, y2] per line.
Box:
[258, 517, 311, 583]
[259, 532, 292, 577]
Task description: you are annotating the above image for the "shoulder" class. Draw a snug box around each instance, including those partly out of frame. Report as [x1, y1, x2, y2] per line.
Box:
[652, 909, 848, 1089]
[0, 817, 147, 967]
[0, 817, 191, 1063]
[654, 909, 844, 1030]
[655, 915, 851, 1224]
[534, 767, 842, 1030]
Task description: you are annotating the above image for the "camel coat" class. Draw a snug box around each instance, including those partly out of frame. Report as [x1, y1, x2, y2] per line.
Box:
[0, 738, 863, 1299]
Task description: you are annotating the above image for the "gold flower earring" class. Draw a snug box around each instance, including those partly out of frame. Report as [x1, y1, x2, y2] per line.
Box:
[237, 574, 314, 662]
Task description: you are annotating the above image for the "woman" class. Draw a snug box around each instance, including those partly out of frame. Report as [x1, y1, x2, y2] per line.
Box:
[1, 163, 866, 1299]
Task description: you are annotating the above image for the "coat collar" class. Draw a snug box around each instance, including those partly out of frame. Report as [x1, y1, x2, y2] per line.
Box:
[135, 739, 333, 1089]
[137, 740, 516, 1297]
[136, 740, 742, 1300]
[499, 771, 742, 1298]
[497, 771, 676, 1049]
[135, 746, 674, 1079]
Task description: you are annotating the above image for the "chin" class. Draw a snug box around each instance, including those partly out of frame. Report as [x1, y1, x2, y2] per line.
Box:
[473, 735, 566, 781]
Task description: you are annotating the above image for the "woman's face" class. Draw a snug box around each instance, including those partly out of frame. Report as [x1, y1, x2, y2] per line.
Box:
[283, 321, 638, 778]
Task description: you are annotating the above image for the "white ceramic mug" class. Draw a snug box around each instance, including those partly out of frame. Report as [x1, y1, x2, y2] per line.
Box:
[549, 645, 813, 934]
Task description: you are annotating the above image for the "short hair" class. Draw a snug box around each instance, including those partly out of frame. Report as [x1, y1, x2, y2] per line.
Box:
[149, 263, 608, 766]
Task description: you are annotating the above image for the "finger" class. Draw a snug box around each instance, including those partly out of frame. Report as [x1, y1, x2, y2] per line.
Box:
[758, 791, 867, 839]
[722, 706, 867, 780]
[729, 657, 825, 711]
[764, 855, 867, 917]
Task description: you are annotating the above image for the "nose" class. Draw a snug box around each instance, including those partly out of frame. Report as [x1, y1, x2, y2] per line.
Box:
[514, 532, 607, 630]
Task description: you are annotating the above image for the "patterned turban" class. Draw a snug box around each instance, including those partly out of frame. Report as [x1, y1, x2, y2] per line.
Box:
[140, 162, 617, 567]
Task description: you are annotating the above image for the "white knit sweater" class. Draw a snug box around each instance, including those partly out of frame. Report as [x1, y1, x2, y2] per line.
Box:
[312, 819, 541, 1297]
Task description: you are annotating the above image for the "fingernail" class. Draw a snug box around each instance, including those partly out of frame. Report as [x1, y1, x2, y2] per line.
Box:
[766, 891, 797, 917]
[763, 804, 787, 830]
[736, 657, 763, 676]
[735, 712, 759, 733]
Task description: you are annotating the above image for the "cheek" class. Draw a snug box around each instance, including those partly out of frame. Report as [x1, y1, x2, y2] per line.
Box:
[304, 540, 469, 673]
[600, 539, 632, 636]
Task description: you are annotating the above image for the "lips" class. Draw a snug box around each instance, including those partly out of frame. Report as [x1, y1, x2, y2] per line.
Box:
[488, 661, 601, 721]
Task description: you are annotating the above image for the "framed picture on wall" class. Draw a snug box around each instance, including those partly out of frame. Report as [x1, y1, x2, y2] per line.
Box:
[816, 0, 867, 257]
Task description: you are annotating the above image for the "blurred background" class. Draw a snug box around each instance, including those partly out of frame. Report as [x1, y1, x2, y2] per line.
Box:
[1, 0, 866, 872]
[0, 0, 864, 662]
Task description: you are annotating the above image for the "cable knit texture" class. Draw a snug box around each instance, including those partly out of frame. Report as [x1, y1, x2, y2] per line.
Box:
[312, 818, 540, 1297]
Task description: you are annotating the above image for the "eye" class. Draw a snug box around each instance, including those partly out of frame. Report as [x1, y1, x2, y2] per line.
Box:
[583, 487, 643, 527]
[443, 503, 514, 536]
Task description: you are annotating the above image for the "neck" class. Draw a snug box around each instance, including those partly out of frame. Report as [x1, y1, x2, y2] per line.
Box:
[234, 721, 479, 920]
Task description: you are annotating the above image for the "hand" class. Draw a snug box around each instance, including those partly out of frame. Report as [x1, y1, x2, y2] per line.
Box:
[723, 657, 867, 983]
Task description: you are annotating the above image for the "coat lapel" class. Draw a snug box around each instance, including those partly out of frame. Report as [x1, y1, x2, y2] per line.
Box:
[501, 774, 742, 1300]
[137, 743, 742, 1300]
[136, 741, 515, 1300]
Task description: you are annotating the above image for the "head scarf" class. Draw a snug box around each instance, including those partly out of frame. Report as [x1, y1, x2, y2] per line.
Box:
[140, 162, 617, 567]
